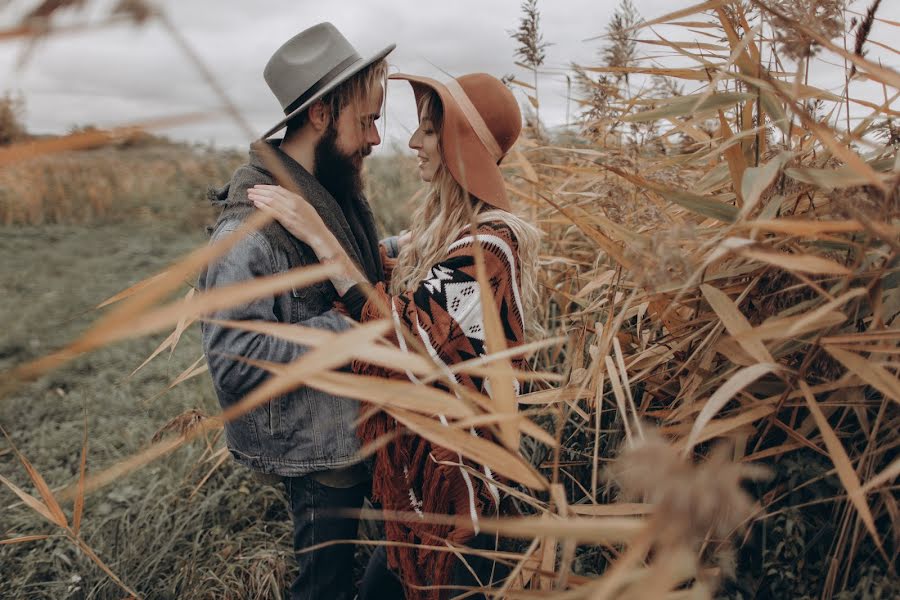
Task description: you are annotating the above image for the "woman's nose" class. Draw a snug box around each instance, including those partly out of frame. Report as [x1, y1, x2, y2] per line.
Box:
[409, 129, 422, 150]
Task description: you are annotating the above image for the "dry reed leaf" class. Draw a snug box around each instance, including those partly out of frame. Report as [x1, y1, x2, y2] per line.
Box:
[0, 17, 132, 41]
[798, 381, 882, 549]
[635, 38, 729, 52]
[166, 356, 209, 390]
[601, 164, 739, 223]
[624, 92, 755, 122]
[207, 317, 436, 376]
[95, 270, 171, 309]
[441, 336, 567, 382]
[741, 219, 871, 236]
[60, 428, 203, 501]
[581, 65, 725, 81]
[129, 326, 181, 378]
[780, 288, 867, 337]
[73, 414, 88, 536]
[570, 503, 653, 516]
[387, 408, 548, 490]
[85, 262, 339, 348]
[785, 165, 891, 190]
[719, 112, 748, 206]
[189, 448, 231, 499]
[739, 152, 792, 219]
[766, 81, 889, 195]
[700, 284, 774, 364]
[432, 222, 529, 450]
[361, 507, 644, 544]
[684, 363, 778, 454]
[734, 310, 846, 342]
[1, 429, 68, 528]
[0, 112, 217, 166]
[605, 355, 634, 444]
[861, 457, 900, 494]
[822, 330, 900, 345]
[304, 371, 475, 419]
[824, 346, 900, 405]
[517, 387, 593, 405]
[629, 0, 727, 31]
[0, 535, 50, 545]
[219, 320, 391, 423]
[511, 150, 539, 183]
[737, 248, 852, 276]
[130, 290, 197, 379]
[675, 404, 775, 449]
[539, 192, 634, 269]
[659, 189, 738, 224]
[0, 473, 59, 526]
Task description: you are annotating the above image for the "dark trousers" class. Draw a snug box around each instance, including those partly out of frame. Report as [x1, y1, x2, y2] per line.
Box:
[359, 533, 510, 600]
[282, 475, 369, 600]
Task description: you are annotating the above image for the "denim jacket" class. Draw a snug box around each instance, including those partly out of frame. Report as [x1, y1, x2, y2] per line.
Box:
[198, 141, 390, 477]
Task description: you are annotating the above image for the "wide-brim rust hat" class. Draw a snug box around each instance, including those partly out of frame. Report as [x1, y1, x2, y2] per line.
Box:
[390, 72, 521, 212]
[262, 22, 395, 139]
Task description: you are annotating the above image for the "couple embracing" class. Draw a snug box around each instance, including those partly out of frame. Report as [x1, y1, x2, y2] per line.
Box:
[199, 22, 540, 600]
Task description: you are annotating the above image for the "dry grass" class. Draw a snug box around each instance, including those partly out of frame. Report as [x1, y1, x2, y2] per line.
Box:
[0, 141, 242, 226]
[1, 0, 899, 599]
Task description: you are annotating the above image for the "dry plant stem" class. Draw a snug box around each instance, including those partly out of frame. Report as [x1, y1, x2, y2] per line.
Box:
[155, 10, 255, 139]
[0, 427, 140, 598]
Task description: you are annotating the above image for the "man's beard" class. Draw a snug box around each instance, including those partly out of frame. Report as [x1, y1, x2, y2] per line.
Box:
[313, 123, 371, 204]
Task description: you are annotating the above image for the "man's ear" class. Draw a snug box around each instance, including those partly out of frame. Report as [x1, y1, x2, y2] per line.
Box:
[308, 100, 330, 132]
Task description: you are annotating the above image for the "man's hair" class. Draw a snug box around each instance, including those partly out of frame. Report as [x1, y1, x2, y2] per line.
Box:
[284, 59, 387, 139]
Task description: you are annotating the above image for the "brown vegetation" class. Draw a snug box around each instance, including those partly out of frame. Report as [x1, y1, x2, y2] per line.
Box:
[1, 1, 898, 599]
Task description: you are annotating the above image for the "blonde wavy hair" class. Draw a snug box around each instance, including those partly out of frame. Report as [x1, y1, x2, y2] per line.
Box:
[390, 91, 542, 337]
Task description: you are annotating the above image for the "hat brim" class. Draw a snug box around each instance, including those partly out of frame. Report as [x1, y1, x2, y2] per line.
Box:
[390, 73, 511, 212]
[262, 43, 396, 140]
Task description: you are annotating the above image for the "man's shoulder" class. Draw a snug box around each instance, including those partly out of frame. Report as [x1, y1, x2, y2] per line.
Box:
[228, 163, 275, 196]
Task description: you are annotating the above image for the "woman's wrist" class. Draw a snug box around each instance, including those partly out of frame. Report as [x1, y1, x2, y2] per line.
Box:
[331, 274, 358, 296]
[305, 232, 365, 295]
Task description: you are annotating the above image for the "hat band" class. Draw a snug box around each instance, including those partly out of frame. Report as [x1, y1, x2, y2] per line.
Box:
[283, 54, 362, 115]
[444, 78, 504, 161]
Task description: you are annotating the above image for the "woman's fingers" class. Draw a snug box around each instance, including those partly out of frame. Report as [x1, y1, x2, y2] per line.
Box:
[249, 191, 294, 215]
[250, 194, 292, 220]
[252, 184, 308, 206]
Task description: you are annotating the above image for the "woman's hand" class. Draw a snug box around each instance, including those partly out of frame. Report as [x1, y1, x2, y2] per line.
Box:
[248, 184, 329, 248]
[248, 184, 366, 295]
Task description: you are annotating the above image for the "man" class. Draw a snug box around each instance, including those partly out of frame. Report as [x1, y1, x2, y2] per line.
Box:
[197, 23, 395, 600]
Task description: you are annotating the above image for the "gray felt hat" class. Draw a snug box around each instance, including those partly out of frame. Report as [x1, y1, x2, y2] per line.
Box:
[262, 23, 395, 139]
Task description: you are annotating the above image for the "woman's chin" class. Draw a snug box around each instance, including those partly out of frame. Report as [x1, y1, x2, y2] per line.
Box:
[417, 167, 433, 183]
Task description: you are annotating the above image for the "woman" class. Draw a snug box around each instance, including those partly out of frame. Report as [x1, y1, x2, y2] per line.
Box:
[249, 72, 541, 599]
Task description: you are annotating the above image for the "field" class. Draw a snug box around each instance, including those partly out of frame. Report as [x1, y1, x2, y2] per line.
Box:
[0, 158, 290, 599]
[0, 142, 420, 598]
[2, 1, 899, 599]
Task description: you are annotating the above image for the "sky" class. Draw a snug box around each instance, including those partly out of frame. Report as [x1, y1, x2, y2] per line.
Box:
[1, 0, 899, 155]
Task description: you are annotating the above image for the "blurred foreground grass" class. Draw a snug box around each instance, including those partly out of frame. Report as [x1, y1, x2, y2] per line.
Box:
[0, 219, 296, 598]
[0, 143, 418, 598]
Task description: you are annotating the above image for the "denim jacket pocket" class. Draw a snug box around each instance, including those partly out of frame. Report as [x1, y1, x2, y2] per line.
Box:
[290, 284, 332, 322]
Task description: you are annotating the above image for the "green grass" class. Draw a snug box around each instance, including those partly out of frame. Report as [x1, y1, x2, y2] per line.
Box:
[0, 220, 298, 599]
[0, 142, 419, 598]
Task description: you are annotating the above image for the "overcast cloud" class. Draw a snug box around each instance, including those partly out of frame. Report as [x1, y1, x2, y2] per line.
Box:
[1, 0, 898, 154]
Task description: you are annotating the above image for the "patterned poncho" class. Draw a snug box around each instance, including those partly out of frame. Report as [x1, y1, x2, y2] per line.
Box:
[341, 221, 526, 599]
